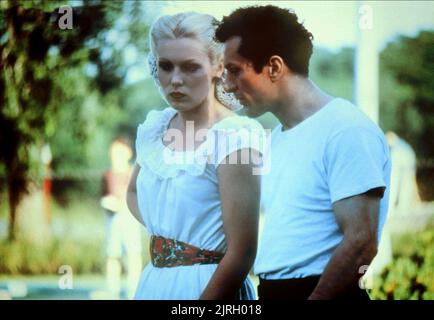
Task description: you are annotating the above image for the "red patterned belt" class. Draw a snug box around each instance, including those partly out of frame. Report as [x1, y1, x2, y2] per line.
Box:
[150, 235, 224, 268]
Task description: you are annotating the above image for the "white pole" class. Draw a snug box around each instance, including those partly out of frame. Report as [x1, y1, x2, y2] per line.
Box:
[354, 1, 379, 124]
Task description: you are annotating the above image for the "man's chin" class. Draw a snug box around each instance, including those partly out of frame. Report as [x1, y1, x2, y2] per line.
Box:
[242, 105, 262, 118]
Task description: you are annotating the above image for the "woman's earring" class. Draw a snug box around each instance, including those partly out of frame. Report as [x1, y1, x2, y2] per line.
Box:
[215, 73, 243, 111]
[148, 52, 170, 105]
[148, 52, 161, 85]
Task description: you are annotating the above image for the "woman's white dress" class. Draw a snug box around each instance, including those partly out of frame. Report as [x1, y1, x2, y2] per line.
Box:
[133, 107, 265, 300]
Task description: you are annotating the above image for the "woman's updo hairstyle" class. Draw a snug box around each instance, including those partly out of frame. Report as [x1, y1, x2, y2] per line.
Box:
[150, 12, 223, 69]
[148, 12, 242, 111]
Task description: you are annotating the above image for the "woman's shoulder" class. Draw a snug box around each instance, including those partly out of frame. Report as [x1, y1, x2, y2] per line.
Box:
[136, 107, 176, 140]
[212, 114, 265, 133]
[135, 107, 179, 178]
[138, 107, 176, 130]
[209, 114, 267, 163]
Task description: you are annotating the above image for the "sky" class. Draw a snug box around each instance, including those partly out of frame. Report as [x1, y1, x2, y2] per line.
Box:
[125, 0, 434, 83]
[160, 1, 434, 49]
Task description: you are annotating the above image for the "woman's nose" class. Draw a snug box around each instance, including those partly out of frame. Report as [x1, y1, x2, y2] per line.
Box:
[170, 69, 183, 86]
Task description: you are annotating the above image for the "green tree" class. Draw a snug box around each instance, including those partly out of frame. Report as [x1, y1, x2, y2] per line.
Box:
[0, 0, 124, 240]
[379, 31, 434, 199]
[310, 46, 354, 101]
[46, 1, 166, 204]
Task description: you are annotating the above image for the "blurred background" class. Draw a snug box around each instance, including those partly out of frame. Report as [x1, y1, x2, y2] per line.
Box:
[0, 0, 433, 300]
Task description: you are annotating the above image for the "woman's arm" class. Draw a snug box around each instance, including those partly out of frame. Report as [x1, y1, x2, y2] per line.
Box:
[126, 163, 145, 225]
[199, 149, 261, 300]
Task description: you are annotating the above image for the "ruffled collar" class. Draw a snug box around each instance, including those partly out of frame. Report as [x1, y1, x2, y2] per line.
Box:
[137, 108, 212, 179]
[136, 107, 262, 179]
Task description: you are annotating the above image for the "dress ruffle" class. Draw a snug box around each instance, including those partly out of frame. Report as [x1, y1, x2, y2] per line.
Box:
[135, 107, 266, 179]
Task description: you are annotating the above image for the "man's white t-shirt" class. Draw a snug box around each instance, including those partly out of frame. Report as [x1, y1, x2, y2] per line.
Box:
[254, 98, 392, 280]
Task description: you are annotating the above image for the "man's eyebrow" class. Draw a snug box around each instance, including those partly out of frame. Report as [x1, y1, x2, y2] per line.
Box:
[225, 63, 237, 68]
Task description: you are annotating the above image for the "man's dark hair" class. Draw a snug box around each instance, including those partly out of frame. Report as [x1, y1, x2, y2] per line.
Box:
[215, 5, 314, 76]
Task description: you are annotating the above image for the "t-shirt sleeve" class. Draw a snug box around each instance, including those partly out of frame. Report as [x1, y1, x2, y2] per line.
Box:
[212, 121, 266, 169]
[324, 126, 389, 203]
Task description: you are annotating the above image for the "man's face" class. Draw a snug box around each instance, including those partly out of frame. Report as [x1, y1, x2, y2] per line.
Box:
[223, 36, 274, 117]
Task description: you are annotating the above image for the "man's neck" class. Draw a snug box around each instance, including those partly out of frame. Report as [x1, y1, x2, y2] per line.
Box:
[272, 78, 334, 131]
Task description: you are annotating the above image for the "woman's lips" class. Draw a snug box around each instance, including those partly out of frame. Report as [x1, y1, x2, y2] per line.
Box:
[169, 92, 186, 99]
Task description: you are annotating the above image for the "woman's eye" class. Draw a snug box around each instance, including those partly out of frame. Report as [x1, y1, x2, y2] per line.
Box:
[158, 62, 173, 72]
[182, 64, 201, 72]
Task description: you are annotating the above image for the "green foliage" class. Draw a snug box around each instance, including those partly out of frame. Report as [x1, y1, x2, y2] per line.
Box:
[0, 0, 124, 239]
[370, 226, 434, 300]
[0, 198, 105, 274]
[0, 237, 105, 275]
[379, 31, 434, 200]
[0, 197, 152, 275]
[0, 1, 166, 237]
[310, 47, 354, 101]
[379, 31, 434, 159]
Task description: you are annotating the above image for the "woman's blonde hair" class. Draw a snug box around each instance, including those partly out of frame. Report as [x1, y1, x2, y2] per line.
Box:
[149, 12, 224, 67]
[148, 12, 242, 111]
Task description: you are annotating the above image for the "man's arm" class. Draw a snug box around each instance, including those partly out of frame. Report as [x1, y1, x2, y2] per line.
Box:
[308, 188, 383, 300]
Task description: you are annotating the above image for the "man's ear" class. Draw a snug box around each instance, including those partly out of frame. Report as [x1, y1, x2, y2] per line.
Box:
[268, 55, 285, 82]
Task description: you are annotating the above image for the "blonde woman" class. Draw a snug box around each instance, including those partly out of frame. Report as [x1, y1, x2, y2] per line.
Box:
[127, 12, 266, 300]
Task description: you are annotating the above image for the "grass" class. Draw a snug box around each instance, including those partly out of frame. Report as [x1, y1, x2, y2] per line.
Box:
[0, 193, 151, 277]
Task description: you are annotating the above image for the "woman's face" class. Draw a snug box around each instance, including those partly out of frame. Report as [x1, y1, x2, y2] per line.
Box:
[156, 38, 221, 111]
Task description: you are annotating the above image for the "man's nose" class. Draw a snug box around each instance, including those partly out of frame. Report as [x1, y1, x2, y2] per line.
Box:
[224, 77, 237, 93]
[223, 75, 237, 92]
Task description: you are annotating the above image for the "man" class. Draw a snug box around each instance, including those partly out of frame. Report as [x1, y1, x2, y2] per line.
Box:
[370, 132, 419, 275]
[215, 5, 391, 300]
[100, 138, 142, 299]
